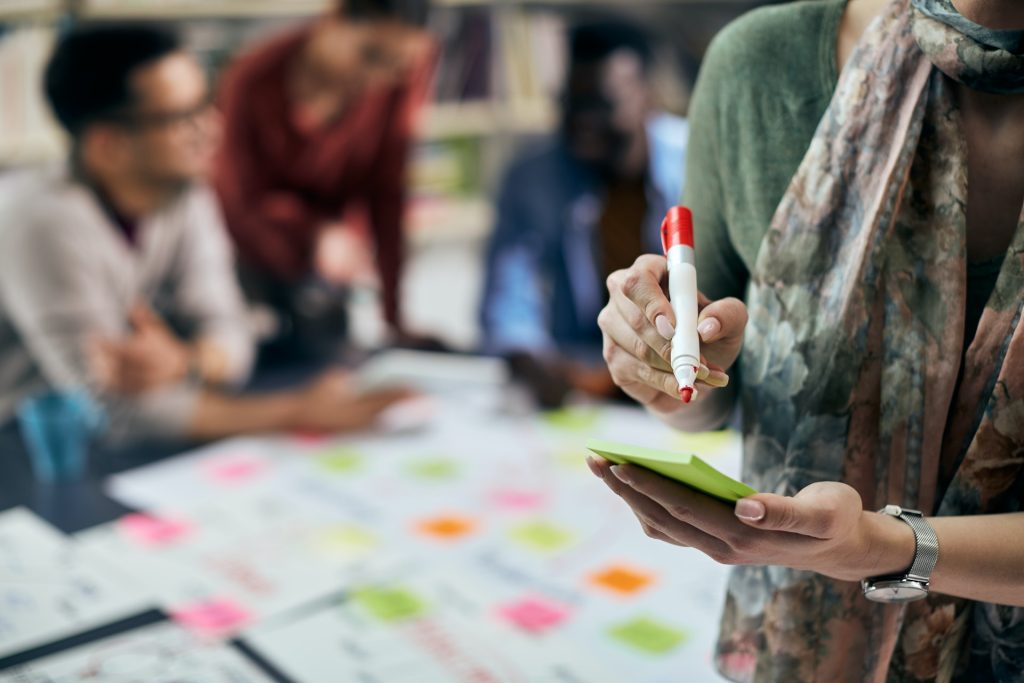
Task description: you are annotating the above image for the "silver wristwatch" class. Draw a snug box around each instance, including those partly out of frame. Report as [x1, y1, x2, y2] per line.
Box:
[861, 505, 939, 603]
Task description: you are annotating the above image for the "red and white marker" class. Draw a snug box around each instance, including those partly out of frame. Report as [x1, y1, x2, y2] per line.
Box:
[661, 206, 700, 403]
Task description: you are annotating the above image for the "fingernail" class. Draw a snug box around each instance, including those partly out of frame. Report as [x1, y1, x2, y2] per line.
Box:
[655, 315, 674, 341]
[706, 371, 730, 388]
[585, 456, 603, 478]
[735, 499, 765, 521]
[609, 465, 632, 485]
[697, 318, 720, 342]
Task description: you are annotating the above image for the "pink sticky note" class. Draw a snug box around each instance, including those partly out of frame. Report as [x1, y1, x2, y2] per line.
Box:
[292, 431, 329, 446]
[497, 597, 570, 633]
[170, 598, 252, 638]
[491, 489, 546, 511]
[203, 455, 269, 484]
[118, 513, 192, 547]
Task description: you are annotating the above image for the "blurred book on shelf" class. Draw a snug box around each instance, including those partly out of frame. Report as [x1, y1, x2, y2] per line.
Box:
[430, 6, 492, 103]
[79, 0, 331, 19]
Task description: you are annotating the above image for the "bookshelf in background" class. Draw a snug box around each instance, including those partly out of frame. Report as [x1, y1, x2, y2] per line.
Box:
[0, 0, 762, 242]
[0, 21, 65, 167]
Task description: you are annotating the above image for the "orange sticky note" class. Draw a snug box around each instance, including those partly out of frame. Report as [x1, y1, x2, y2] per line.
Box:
[589, 564, 655, 596]
[416, 515, 477, 540]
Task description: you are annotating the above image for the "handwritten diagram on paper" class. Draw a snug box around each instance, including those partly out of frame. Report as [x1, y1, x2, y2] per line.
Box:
[0, 621, 273, 683]
[0, 508, 153, 660]
[73, 490, 400, 633]
[88, 399, 741, 682]
[242, 565, 614, 683]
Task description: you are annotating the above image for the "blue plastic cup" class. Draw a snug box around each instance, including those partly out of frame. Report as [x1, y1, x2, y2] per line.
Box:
[16, 390, 106, 483]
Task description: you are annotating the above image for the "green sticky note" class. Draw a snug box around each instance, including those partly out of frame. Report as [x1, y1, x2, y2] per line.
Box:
[318, 448, 363, 473]
[510, 521, 574, 552]
[670, 429, 738, 457]
[608, 616, 688, 655]
[407, 458, 459, 480]
[352, 587, 426, 622]
[586, 438, 756, 503]
[554, 448, 590, 470]
[542, 408, 601, 432]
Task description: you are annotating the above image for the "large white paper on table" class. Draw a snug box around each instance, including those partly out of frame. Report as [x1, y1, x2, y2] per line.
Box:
[98, 400, 739, 682]
[74, 489, 403, 630]
[0, 509, 153, 660]
[104, 437, 285, 511]
[243, 562, 614, 683]
[0, 621, 273, 683]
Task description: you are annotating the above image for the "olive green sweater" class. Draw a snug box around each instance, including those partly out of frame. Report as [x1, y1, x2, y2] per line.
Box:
[685, 0, 846, 301]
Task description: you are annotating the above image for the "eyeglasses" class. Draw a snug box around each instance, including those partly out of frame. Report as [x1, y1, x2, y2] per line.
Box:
[105, 95, 215, 132]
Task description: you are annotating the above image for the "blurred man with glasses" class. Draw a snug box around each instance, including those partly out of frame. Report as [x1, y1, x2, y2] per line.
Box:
[0, 25, 410, 446]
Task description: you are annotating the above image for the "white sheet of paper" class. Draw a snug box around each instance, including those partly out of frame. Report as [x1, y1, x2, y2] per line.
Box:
[0, 621, 272, 683]
[74, 490, 400, 627]
[243, 563, 615, 683]
[98, 400, 738, 682]
[0, 508, 153, 660]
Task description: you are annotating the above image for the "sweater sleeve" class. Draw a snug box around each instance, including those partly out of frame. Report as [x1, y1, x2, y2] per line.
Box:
[0, 206, 197, 444]
[683, 27, 752, 304]
[171, 187, 255, 386]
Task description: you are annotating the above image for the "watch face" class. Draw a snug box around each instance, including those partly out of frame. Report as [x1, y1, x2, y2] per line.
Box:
[863, 580, 929, 603]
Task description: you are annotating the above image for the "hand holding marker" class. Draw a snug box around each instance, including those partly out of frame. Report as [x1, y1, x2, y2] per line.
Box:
[661, 206, 701, 403]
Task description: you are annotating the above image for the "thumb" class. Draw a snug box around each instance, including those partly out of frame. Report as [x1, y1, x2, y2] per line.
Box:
[734, 483, 855, 539]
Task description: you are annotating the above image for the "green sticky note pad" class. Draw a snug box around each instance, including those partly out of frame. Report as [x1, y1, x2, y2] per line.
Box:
[586, 438, 756, 503]
[352, 587, 426, 622]
[609, 616, 688, 655]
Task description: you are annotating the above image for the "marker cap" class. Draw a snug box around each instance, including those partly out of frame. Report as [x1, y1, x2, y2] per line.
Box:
[661, 206, 694, 254]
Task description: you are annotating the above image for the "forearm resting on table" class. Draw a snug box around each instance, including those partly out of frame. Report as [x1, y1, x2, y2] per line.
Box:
[650, 382, 737, 433]
[864, 510, 1024, 607]
[188, 390, 303, 440]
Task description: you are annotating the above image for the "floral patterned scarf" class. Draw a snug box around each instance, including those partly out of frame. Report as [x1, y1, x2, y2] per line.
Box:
[715, 1, 1024, 681]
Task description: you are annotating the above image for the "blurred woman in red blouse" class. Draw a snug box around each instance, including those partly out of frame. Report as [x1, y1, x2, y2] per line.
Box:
[215, 0, 435, 360]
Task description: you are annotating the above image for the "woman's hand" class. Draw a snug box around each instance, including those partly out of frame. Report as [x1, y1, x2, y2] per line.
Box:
[586, 457, 916, 582]
[597, 255, 747, 416]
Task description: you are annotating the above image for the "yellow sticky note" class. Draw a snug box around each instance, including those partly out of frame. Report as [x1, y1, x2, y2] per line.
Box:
[314, 526, 377, 556]
[509, 521, 575, 552]
[318, 448, 363, 474]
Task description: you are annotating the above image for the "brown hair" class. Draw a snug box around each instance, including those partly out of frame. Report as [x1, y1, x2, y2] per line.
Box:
[334, 0, 430, 26]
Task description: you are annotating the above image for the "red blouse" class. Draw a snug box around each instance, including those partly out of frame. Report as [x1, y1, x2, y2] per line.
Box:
[214, 25, 435, 327]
